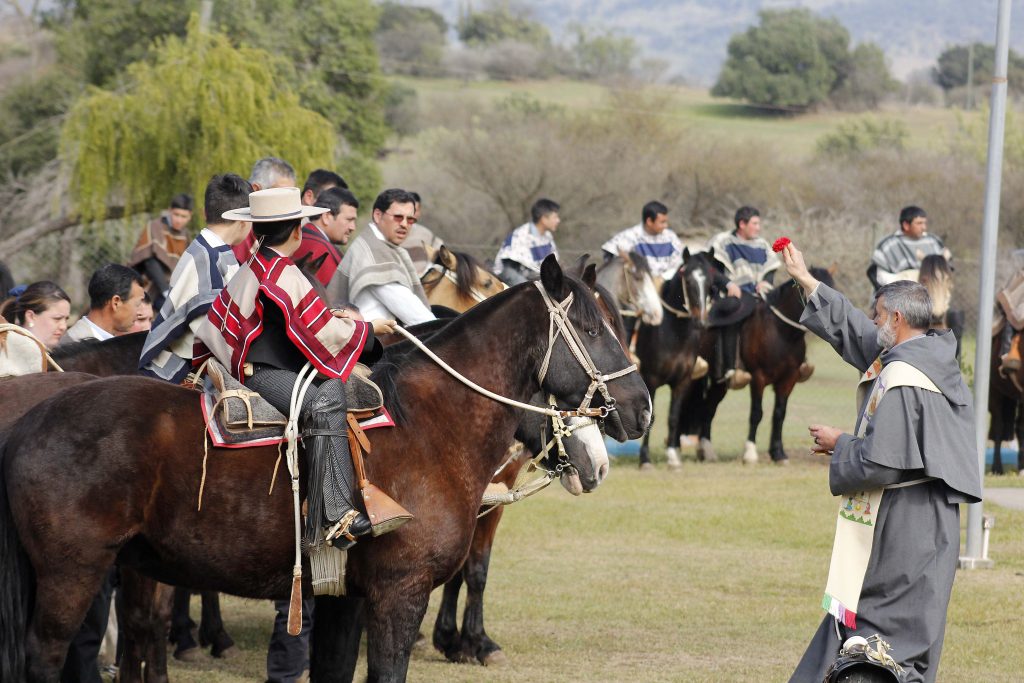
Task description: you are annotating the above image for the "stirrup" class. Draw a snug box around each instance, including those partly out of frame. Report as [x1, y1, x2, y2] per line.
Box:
[361, 483, 413, 536]
[691, 356, 709, 380]
[726, 368, 751, 390]
[326, 509, 364, 549]
[797, 361, 815, 383]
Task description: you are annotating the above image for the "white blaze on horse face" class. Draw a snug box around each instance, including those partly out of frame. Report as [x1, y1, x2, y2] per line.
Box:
[637, 272, 664, 326]
[561, 418, 610, 494]
[692, 269, 708, 323]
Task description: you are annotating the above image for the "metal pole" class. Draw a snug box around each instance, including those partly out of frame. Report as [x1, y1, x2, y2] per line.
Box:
[962, 0, 1012, 570]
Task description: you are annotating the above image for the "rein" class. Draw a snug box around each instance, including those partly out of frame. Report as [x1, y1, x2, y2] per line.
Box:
[761, 288, 808, 332]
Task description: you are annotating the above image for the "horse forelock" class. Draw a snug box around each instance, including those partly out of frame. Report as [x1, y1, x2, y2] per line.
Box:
[452, 250, 486, 301]
[628, 250, 652, 276]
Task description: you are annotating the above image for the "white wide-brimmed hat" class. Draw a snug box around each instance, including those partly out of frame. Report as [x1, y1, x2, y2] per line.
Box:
[222, 187, 330, 222]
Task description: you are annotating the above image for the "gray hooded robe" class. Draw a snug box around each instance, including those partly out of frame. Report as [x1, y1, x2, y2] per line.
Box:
[789, 283, 982, 683]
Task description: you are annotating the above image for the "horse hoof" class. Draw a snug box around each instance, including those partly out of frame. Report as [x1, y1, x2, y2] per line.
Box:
[742, 441, 759, 465]
[173, 646, 203, 663]
[665, 447, 682, 470]
[639, 461, 654, 472]
[773, 457, 790, 466]
[212, 645, 238, 659]
[697, 437, 717, 463]
[481, 650, 507, 667]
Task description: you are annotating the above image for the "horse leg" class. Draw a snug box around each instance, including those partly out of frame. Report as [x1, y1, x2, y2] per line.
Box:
[458, 509, 505, 666]
[364, 583, 431, 683]
[168, 588, 200, 660]
[198, 591, 236, 658]
[432, 573, 465, 662]
[664, 382, 687, 469]
[117, 569, 173, 683]
[1015, 399, 1024, 475]
[638, 384, 655, 469]
[743, 379, 766, 465]
[26, 565, 115, 683]
[768, 377, 798, 462]
[310, 596, 365, 683]
[698, 383, 726, 463]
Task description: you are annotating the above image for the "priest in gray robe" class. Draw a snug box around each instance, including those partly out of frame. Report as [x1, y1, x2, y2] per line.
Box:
[780, 241, 982, 683]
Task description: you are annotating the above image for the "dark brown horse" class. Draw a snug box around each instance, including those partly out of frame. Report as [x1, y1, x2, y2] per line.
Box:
[988, 330, 1024, 475]
[681, 267, 834, 464]
[50, 333, 238, 661]
[635, 249, 715, 469]
[0, 257, 650, 683]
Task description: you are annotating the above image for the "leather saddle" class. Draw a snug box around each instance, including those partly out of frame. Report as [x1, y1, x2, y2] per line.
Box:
[201, 359, 384, 447]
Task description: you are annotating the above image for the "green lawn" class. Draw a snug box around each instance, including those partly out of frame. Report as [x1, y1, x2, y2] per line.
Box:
[395, 77, 964, 159]
[164, 338, 1024, 682]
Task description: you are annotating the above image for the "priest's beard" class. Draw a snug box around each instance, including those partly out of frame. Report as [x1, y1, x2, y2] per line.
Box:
[878, 318, 898, 350]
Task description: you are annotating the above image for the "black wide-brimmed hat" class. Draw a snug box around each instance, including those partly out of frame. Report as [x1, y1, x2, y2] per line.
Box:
[708, 293, 757, 328]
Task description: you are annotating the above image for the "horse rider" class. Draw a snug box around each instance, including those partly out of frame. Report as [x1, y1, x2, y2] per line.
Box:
[404, 191, 446, 278]
[290, 186, 360, 287]
[492, 198, 561, 286]
[62, 264, 146, 344]
[867, 206, 952, 291]
[706, 205, 779, 389]
[126, 193, 193, 311]
[195, 186, 404, 549]
[995, 249, 1024, 375]
[139, 174, 252, 383]
[231, 157, 300, 263]
[601, 200, 684, 333]
[327, 188, 436, 325]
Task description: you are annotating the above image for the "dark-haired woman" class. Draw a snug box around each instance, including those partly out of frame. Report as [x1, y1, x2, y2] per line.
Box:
[194, 187, 404, 550]
[0, 280, 72, 348]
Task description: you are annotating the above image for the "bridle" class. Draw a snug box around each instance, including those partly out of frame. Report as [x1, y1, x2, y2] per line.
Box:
[393, 280, 639, 477]
[660, 264, 708, 320]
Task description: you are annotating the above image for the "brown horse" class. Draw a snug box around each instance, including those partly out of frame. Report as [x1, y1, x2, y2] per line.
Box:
[49, 333, 238, 661]
[681, 267, 835, 464]
[429, 258, 630, 666]
[420, 246, 506, 311]
[0, 257, 650, 683]
[988, 330, 1024, 475]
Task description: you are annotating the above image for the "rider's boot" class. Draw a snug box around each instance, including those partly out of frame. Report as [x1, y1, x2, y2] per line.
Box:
[719, 325, 750, 390]
[303, 379, 375, 550]
[1001, 328, 1022, 376]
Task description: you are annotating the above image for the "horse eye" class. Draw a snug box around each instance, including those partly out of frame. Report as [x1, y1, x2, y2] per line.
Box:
[587, 327, 600, 338]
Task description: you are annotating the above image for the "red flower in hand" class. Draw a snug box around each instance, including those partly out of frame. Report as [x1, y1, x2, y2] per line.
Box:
[772, 237, 791, 253]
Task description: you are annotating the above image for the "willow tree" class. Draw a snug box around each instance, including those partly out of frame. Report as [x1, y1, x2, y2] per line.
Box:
[60, 16, 335, 223]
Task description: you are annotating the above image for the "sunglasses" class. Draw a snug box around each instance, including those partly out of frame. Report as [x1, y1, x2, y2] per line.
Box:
[384, 212, 417, 226]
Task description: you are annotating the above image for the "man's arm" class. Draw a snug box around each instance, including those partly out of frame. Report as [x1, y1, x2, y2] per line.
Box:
[782, 242, 881, 372]
[369, 283, 436, 325]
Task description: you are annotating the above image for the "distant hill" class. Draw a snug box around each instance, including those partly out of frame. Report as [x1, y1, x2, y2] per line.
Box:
[408, 0, 1024, 84]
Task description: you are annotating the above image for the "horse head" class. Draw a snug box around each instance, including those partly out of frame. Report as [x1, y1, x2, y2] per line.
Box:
[536, 255, 652, 443]
[421, 246, 506, 313]
[663, 248, 713, 326]
[596, 251, 663, 327]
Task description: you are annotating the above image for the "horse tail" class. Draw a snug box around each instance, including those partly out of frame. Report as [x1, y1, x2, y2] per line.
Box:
[0, 430, 32, 683]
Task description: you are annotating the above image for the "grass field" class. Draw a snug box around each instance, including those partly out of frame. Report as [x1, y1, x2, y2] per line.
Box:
[163, 339, 1024, 682]
[396, 77, 965, 159]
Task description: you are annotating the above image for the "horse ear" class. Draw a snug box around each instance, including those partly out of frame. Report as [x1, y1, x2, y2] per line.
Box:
[312, 253, 328, 271]
[569, 253, 588, 278]
[683, 246, 691, 262]
[828, 262, 839, 276]
[438, 245, 457, 270]
[293, 252, 311, 269]
[582, 263, 597, 290]
[540, 255, 564, 297]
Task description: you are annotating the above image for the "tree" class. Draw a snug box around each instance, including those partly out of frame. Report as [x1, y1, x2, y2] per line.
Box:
[457, 1, 551, 48]
[713, 9, 848, 109]
[376, 3, 447, 76]
[569, 25, 639, 81]
[60, 16, 335, 223]
[832, 43, 899, 110]
[933, 43, 1024, 97]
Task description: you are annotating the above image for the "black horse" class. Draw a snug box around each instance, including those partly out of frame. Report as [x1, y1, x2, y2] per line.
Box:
[636, 249, 716, 469]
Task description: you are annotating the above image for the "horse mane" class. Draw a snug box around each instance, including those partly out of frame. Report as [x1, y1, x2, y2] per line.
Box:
[918, 254, 952, 318]
[370, 274, 605, 426]
[451, 250, 487, 301]
[627, 250, 652, 275]
[50, 332, 147, 362]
